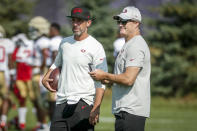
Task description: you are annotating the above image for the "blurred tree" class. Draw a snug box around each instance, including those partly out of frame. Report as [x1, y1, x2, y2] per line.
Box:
[0, 0, 34, 37]
[146, 0, 197, 97]
[65, 0, 118, 73]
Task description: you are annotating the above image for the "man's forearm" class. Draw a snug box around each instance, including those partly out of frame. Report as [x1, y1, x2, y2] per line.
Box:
[89, 87, 105, 125]
[93, 88, 105, 109]
[105, 73, 132, 86]
[41, 48, 48, 69]
[104, 68, 139, 86]
[44, 68, 53, 78]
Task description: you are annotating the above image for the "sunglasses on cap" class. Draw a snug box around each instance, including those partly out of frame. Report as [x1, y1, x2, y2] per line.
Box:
[116, 19, 135, 25]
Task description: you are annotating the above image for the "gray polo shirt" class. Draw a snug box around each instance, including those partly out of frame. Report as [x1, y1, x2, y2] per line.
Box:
[112, 35, 151, 117]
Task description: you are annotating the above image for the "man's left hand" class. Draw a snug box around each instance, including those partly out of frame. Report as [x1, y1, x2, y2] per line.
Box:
[89, 106, 100, 126]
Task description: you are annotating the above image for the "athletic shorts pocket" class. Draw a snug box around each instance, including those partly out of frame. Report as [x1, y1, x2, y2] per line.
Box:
[62, 103, 78, 118]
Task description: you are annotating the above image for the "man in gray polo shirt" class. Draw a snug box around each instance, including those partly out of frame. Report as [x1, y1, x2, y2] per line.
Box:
[89, 6, 151, 131]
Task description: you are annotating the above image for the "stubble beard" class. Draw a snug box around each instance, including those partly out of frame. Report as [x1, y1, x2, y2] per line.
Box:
[73, 27, 86, 37]
[73, 30, 81, 36]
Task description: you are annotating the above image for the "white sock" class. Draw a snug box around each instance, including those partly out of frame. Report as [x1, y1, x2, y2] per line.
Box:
[42, 124, 48, 128]
[32, 108, 37, 114]
[1, 115, 7, 123]
[36, 122, 41, 126]
[18, 107, 27, 124]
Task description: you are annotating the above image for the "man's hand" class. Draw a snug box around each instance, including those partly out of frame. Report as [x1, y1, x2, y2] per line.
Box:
[42, 69, 57, 92]
[89, 106, 100, 126]
[101, 79, 110, 84]
[89, 69, 106, 81]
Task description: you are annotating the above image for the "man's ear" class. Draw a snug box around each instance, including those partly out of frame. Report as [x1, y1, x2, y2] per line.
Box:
[87, 20, 92, 28]
[135, 22, 140, 28]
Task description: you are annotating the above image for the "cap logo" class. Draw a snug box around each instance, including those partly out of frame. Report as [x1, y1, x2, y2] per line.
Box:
[73, 8, 83, 14]
[122, 9, 127, 13]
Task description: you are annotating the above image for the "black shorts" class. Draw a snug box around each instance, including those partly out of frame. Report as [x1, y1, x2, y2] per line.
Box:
[115, 111, 146, 131]
[50, 99, 94, 131]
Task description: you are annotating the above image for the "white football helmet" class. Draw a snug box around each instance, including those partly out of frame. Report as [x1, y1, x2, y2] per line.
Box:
[0, 25, 5, 38]
[12, 33, 30, 47]
[28, 16, 50, 40]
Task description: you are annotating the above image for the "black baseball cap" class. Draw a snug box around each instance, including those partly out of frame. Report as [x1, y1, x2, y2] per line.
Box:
[67, 6, 96, 21]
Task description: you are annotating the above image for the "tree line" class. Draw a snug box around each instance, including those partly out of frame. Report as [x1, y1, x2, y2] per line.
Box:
[1, 0, 197, 97]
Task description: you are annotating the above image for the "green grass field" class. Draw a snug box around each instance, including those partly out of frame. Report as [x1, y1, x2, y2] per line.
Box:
[96, 89, 197, 131]
[7, 89, 197, 131]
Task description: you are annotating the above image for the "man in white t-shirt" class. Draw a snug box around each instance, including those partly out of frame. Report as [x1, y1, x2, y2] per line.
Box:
[42, 6, 108, 131]
[49, 23, 62, 62]
[89, 6, 151, 131]
[47, 22, 62, 121]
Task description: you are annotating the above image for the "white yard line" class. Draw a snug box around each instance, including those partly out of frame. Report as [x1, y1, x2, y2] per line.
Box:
[99, 117, 187, 124]
[99, 117, 115, 123]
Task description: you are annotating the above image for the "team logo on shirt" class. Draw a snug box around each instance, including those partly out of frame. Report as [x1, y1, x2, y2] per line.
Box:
[100, 58, 104, 61]
[130, 58, 135, 61]
[81, 49, 86, 53]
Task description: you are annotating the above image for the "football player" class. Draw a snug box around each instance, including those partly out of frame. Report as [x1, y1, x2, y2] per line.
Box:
[0, 24, 15, 131]
[11, 33, 34, 130]
[47, 23, 62, 121]
[28, 16, 50, 131]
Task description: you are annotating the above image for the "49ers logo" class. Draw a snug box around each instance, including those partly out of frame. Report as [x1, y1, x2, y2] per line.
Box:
[81, 49, 86, 53]
[73, 8, 83, 14]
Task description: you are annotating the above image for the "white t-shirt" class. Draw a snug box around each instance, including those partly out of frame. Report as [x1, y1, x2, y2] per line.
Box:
[33, 36, 50, 67]
[47, 35, 62, 66]
[50, 35, 62, 52]
[113, 37, 125, 58]
[53, 35, 108, 105]
[112, 35, 151, 117]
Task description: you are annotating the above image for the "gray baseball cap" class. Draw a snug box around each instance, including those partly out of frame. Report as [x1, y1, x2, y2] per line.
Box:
[113, 6, 142, 22]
